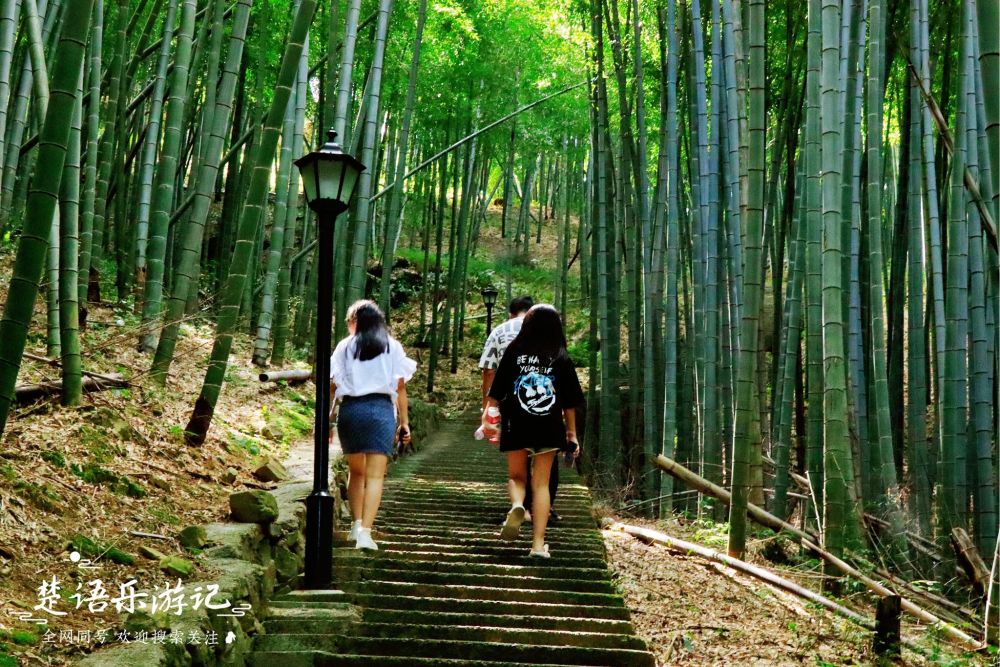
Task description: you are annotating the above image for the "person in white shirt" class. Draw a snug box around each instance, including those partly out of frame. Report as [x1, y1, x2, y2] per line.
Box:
[331, 300, 417, 551]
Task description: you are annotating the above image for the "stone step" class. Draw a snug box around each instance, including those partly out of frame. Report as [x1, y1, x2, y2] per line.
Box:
[369, 513, 596, 530]
[377, 499, 595, 516]
[351, 593, 633, 620]
[359, 607, 635, 634]
[265, 603, 357, 622]
[334, 524, 605, 557]
[273, 590, 350, 604]
[335, 555, 611, 581]
[268, 600, 350, 611]
[253, 635, 656, 666]
[247, 651, 316, 667]
[333, 565, 615, 593]
[339, 579, 626, 607]
[250, 652, 589, 667]
[332, 547, 609, 569]
[378, 499, 593, 512]
[368, 525, 605, 546]
[331, 550, 608, 573]
[385, 485, 591, 498]
[261, 618, 641, 651]
[316, 657, 579, 667]
[353, 622, 646, 650]
[336, 537, 606, 558]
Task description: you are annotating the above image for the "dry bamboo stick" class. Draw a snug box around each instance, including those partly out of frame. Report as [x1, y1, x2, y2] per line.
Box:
[606, 520, 874, 629]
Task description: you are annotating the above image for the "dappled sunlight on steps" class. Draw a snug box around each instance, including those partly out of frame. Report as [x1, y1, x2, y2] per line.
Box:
[249, 417, 655, 666]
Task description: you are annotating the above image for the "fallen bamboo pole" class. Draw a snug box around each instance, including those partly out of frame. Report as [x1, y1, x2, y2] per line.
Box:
[653, 454, 983, 650]
[14, 374, 128, 404]
[605, 520, 874, 630]
[258, 369, 312, 384]
[23, 353, 129, 385]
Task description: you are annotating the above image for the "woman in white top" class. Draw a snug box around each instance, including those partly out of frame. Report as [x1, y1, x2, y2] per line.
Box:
[331, 300, 417, 550]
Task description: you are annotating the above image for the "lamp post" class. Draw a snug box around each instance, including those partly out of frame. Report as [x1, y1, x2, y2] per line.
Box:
[295, 129, 365, 589]
[481, 286, 499, 335]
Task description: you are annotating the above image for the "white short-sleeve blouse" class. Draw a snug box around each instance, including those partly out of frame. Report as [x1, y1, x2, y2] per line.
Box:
[330, 335, 417, 401]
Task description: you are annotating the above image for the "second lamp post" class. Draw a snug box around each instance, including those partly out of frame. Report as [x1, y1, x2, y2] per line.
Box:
[481, 286, 499, 335]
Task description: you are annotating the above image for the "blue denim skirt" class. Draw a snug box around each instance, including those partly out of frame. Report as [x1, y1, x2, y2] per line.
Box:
[337, 394, 395, 456]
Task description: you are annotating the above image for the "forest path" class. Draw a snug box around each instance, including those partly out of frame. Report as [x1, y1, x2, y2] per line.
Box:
[250, 413, 655, 666]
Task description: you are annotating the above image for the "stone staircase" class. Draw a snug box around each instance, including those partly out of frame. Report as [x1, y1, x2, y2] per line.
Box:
[249, 416, 655, 666]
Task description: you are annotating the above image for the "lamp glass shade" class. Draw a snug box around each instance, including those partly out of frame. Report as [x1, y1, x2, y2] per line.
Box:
[316, 158, 342, 202]
[339, 166, 360, 203]
[300, 161, 318, 204]
[481, 287, 498, 308]
[294, 129, 366, 212]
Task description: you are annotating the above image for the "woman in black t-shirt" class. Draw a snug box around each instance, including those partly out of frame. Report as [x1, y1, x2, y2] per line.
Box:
[481, 304, 584, 557]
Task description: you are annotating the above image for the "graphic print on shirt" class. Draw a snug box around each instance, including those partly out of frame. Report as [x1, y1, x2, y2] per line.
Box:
[512, 355, 556, 416]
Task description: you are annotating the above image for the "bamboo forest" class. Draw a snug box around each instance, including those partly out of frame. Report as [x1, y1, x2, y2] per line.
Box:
[0, 0, 997, 664]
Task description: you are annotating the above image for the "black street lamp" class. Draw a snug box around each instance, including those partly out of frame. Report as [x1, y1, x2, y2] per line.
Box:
[295, 129, 365, 589]
[481, 286, 499, 335]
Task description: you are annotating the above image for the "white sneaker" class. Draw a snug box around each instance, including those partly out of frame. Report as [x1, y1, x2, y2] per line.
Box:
[500, 505, 526, 541]
[529, 544, 550, 558]
[348, 521, 362, 542]
[355, 529, 378, 551]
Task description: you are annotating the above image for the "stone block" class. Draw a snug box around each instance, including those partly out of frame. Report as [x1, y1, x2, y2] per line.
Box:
[159, 555, 195, 579]
[229, 490, 278, 524]
[76, 640, 191, 667]
[178, 525, 208, 549]
[253, 458, 290, 483]
[203, 523, 264, 562]
[273, 544, 301, 583]
[139, 545, 167, 561]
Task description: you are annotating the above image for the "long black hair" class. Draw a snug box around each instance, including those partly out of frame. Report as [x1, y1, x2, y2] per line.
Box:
[506, 304, 567, 361]
[347, 300, 389, 361]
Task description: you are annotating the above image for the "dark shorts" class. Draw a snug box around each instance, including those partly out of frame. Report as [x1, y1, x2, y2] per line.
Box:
[337, 394, 395, 456]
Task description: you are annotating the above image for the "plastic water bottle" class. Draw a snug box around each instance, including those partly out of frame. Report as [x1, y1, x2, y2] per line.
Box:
[485, 406, 501, 444]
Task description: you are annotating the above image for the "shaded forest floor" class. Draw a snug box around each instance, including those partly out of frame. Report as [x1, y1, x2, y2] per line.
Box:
[601, 513, 992, 666]
[0, 288, 319, 665]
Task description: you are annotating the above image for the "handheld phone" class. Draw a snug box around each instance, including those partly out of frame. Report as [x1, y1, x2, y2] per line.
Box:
[563, 445, 576, 467]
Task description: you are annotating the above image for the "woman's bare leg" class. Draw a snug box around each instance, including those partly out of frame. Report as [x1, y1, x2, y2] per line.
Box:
[346, 453, 366, 521]
[529, 451, 557, 552]
[361, 454, 389, 529]
[506, 450, 529, 507]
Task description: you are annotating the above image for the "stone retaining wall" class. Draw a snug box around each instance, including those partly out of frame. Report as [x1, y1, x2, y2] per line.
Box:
[77, 481, 314, 667]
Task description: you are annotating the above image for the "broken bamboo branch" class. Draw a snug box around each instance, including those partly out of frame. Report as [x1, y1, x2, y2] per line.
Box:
[951, 528, 991, 596]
